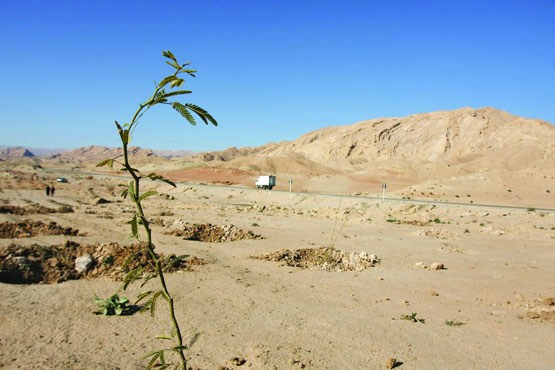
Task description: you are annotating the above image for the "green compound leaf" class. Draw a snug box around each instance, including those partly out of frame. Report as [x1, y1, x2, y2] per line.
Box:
[155, 334, 173, 341]
[128, 214, 139, 239]
[135, 290, 153, 305]
[144, 350, 161, 370]
[123, 266, 143, 291]
[138, 190, 158, 202]
[172, 102, 196, 126]
[170, 78, 184, 88]
[149, 290, 163, 317]
[162, 50, 177, 62]
[96, 158, 114, 168]
[160, 90, 191, 99]
[185, 103, 218, 126]
[146, 172, 176, 187]
[158, 75, 178, 88]
[127, 181, 137, 202]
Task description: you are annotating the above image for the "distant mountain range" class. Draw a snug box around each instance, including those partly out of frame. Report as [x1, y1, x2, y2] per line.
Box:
[0, 145, 196, 160]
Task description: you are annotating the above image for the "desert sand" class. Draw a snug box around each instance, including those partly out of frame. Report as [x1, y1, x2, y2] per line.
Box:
[1, 107, 555, 369]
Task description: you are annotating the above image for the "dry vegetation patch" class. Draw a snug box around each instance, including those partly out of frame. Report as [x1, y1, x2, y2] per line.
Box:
[167, 223, 263, 242]
[0, 242, 204, 284]
[0, 220, 79, 238]
[386, 218, 430, 226]
[253, 247, 379, 271]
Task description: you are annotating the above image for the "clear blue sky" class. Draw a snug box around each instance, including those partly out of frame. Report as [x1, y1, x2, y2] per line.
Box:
[1, 0, 554, 151]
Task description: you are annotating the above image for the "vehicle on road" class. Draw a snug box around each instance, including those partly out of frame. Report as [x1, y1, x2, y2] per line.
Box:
[255, 175, 276, 190]
[56, 177, 68, 183]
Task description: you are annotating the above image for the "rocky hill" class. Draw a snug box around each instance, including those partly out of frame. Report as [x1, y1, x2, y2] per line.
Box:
[0, 146, 35, 159]
[203, 107, 555, 173]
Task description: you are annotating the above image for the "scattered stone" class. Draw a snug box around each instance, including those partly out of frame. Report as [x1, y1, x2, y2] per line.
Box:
[230, 357, 247, 366]
[414, 229, 456, 239]
[75, 254, 94, 273]
[57, 205, 74, 213]
[525, 297, 555, 323]
[480, 226, 506, 236]
[253, 247, 380, 272]
[415, 262, 427, 268]
[11, 256, 28, 266]
[430, 262, 444, 270]
[386, 357, 397, 369]
[95, 197, 111, 205]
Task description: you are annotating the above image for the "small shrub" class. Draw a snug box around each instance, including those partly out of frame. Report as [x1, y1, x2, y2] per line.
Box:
[400, 312, 425, 323]
[445, 320, 465, 327]
[94, 294, 132, 316]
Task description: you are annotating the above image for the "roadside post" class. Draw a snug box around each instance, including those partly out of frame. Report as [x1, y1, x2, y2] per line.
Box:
[289, 179, 293, 192]
[382, 183, 387, 202]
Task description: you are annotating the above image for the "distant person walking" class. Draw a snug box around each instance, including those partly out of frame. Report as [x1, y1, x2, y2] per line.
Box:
[46, 185, 51, 196]
[50, 186, 55, 196]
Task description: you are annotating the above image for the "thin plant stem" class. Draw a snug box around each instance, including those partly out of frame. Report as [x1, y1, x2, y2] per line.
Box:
[120, 103, 187, 369]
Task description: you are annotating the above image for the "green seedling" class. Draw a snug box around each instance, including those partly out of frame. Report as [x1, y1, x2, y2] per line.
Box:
[94, 294, 131, 316]
[96, 50, 217, 370]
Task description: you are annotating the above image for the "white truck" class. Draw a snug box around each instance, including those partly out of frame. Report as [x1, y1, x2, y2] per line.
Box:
[255, 175, 276, 190]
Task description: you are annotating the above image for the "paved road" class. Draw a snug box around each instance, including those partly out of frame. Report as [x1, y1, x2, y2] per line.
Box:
[44, 167, 555, 213]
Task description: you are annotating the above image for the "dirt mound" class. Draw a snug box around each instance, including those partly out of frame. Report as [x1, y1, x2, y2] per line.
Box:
[0, 242, 205, 284]
[167, 223, 262, 242]
[253, 247, 380, 271]
[0, 204, 73, 215]
[0, 220, 79, 238]
[526, 297, 555, 323]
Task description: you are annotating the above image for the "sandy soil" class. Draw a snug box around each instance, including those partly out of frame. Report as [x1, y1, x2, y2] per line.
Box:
[1, 167, 555, 369]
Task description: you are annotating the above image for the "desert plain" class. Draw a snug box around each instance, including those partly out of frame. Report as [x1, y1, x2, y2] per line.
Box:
[1, 107, 555, 369]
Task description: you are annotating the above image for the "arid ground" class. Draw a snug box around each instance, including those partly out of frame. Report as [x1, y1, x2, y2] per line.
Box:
[1, 161, 554, 370]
